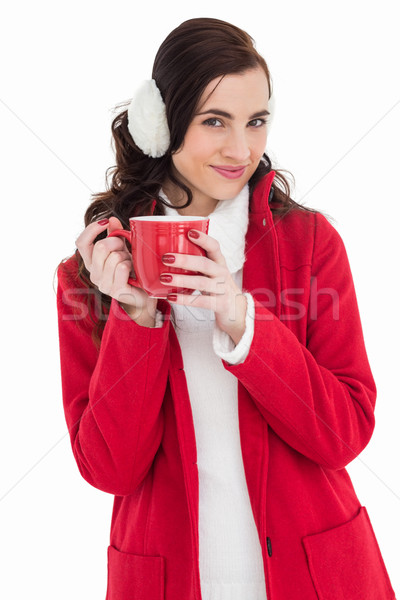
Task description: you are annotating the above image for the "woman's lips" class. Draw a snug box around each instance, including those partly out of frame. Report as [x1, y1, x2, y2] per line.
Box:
[211, 166, 246, 179]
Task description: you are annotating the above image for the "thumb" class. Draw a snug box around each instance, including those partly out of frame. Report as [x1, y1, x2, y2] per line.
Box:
[107, 216, 124, 234]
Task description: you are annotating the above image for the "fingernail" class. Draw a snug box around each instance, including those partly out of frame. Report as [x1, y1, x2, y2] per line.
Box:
[167, 294, 178, 302]
[162, 254, 175, 264]
[98, 218, 109, 225]
[188, 229, 200, 239]
[160, 274, 173, 283]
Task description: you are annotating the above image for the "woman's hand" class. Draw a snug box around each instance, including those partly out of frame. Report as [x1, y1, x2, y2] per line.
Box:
[160, 229, 247, 344]
[75, 217, 158, 324]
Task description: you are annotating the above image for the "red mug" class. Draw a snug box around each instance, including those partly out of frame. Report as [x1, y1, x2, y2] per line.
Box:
[108, 215, 210, 298]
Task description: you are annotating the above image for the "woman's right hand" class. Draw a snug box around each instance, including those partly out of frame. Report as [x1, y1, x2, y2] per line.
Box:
[75, 217, 158, 324]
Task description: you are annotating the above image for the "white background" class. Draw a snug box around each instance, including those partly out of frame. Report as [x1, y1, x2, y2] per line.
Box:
[1, 0, 399, 597]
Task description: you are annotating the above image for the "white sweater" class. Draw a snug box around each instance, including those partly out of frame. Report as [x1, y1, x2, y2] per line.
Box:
[157, 187, 268, 600]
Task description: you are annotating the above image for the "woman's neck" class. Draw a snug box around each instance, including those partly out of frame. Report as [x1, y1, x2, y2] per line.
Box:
[161, 181, 218, 217]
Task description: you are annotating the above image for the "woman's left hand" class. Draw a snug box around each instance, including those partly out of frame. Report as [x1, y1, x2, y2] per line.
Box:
[160, 229, 247, 345]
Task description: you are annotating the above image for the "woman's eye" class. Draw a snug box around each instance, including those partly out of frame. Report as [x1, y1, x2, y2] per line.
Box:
[203, 118, 223, 127]
[248, 118, 267, 128]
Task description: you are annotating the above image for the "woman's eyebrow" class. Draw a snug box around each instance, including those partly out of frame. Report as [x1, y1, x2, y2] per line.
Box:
[195, 109, 270, 119]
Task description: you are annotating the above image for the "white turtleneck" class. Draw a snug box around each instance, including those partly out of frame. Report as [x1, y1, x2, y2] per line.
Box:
[156, 186, 268, 600]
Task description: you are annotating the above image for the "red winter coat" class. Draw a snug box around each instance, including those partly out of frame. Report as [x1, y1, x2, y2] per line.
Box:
[57, 171, 395, 600]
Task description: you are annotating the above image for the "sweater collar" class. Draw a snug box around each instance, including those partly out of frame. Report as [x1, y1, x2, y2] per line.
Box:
[160, 185, 250, 274]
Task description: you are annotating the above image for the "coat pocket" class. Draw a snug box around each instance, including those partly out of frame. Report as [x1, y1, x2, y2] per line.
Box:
[106, 545, 165, 600]
[302, 506, 394, 600]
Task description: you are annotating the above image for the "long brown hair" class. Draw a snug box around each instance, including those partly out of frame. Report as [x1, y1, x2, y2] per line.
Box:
[64, 17, 316, 345]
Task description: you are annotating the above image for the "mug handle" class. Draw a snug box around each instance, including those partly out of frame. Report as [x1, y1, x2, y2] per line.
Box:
[107, 229, 139, 288]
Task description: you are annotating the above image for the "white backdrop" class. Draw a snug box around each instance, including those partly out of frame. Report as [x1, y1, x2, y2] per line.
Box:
[1, 0, 399, 597]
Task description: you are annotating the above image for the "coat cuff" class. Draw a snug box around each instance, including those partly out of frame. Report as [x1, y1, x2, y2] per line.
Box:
[212, 292, 255, 365]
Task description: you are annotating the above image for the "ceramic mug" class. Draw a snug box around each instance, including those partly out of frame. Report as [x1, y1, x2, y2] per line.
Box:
[108, 215, 210, 298]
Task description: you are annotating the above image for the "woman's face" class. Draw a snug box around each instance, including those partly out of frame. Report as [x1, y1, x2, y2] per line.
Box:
[168, 66, 270, 215]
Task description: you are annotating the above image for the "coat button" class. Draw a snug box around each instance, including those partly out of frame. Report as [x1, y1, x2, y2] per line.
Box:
[262, 218, 266, 226]
[266, 537, 272, 557]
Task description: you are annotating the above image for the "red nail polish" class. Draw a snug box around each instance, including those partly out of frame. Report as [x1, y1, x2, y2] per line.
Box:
[167, 294, 178, 302]
[162, 254, 175, 264]
[98, 218, 109, 226]
[160, 274, 173, 283]
[188, 229, 200, 239]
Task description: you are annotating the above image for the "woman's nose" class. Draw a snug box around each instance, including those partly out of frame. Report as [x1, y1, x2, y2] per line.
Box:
[221, 130, 251, 162]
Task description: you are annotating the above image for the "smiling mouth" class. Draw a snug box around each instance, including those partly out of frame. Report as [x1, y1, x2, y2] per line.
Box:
[210, 165, 247, 179]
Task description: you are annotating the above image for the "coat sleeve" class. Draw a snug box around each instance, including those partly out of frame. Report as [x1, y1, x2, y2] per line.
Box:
[222, 212, 377, 470]
[56, 259, 170, 495]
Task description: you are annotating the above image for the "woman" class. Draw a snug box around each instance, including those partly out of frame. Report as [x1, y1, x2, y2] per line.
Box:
[57, 17, 395, 600]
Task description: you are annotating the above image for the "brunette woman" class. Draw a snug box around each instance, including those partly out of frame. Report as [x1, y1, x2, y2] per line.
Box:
[57, 17, 395, 600]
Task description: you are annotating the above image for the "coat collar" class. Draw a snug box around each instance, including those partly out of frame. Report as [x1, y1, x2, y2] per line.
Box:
[245, 169, 281, 319]
[249, 169, 276, 216]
